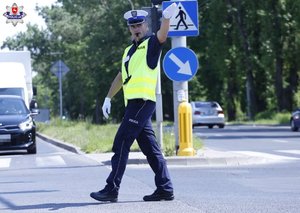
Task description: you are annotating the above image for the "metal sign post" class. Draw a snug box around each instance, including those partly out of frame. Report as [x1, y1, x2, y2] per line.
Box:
[162, 0, 199, 153]
[59, 62, 62, 118]
[156, 63, 163, 149]
[50, 60, 70, 118]
[172, 37, 188, 151]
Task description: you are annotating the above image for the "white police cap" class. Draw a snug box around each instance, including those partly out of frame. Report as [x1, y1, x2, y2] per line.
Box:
[124, 10, 148, 25]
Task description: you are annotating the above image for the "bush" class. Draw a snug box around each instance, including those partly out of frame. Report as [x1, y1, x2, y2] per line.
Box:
[274, 113, 290, 124]
[255, 111, 276, 120]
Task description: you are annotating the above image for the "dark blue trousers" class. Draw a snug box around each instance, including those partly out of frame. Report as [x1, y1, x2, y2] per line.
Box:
[106, 99, 173, 193]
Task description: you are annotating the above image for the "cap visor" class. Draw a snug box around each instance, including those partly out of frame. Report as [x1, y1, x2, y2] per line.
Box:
[127, 18, 145, 26]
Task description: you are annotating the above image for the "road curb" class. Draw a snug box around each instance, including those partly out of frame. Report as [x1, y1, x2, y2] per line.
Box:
[37, 132, 230, 166]
[36, 132, 84, 155]
[98, 152, 266, 166]
[37, 132, 266, 166]
[101, 156, 264, 166]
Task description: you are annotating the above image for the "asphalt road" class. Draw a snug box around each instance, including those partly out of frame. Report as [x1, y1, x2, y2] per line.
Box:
[194, 125, 300, 162]
[0, 125, 300, 213]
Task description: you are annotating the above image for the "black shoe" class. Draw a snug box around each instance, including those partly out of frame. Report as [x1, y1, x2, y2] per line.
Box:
[143, 190, 174, 201]
[90, 187, 118, 202]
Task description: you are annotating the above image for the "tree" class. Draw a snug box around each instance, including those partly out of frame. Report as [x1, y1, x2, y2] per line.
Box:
[2, 0, 299, 122]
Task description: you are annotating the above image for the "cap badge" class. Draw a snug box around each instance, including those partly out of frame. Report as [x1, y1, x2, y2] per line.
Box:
[131, 11, 137, 17]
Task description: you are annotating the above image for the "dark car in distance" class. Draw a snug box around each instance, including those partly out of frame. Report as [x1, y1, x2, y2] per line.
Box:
[290, 108, 300, 132]
[0, 95, 37, 154]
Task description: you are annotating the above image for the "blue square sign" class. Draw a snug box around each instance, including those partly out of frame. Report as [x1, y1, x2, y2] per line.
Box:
[162, 0, 199, 37]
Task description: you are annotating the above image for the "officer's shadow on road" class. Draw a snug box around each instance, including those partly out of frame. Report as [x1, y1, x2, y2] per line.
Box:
[1, 202, 100, 211]
[0, 192, 95, 211]
[1, 201, 146, 211]
[0, 188, 147, 211]
[0, 195, 145, 212]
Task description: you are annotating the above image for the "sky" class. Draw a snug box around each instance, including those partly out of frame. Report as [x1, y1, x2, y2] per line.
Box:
[0, 0, 57, 48]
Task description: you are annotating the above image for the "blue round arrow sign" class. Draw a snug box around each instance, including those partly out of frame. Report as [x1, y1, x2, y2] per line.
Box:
[163, 47, 199, 81]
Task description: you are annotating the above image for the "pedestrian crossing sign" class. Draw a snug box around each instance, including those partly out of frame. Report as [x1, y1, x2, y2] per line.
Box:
[162, 0, 199, 37]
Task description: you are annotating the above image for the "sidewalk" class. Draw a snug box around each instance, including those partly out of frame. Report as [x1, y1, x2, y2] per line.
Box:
[37, 132, 269, 166]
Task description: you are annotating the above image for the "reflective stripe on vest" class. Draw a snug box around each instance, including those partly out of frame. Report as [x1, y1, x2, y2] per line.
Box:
[121, 38, 158, 105]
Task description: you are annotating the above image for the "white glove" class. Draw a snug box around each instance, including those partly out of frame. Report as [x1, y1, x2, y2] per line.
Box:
[163, 3, 177, 19]
[102, 97, 111, 119]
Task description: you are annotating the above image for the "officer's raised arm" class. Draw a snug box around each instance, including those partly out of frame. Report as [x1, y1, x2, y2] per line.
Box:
[157, 3, 177, 43]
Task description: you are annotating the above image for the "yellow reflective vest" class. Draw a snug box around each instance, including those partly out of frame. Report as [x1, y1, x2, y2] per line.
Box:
[121, 38, 159, 105]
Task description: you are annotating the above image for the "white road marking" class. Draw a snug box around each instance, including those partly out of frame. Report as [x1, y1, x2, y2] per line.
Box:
[272, 139, 288, 143]
[35, 156, 66, 167]
[276, 150, 300, 155]
[231, 151, 299, 162]
[0, 158, 11, 168]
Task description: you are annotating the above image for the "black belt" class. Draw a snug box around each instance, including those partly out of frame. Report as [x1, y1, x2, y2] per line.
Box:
[128, 99, 146, 104]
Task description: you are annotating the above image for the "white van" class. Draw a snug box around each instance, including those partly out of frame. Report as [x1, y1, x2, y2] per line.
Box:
[0, 62, 30, 109]
[0, 51, 33, 109]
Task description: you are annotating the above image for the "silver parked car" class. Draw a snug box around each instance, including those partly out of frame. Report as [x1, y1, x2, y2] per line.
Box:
[191, 101, 225, 129]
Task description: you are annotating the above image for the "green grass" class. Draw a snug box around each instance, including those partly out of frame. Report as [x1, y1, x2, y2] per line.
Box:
[37, 118, 202, 156]
[37, 112, 289, 156]
[228, 112, 291, 125]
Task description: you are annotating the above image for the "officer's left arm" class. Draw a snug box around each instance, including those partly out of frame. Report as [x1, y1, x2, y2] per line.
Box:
[157, 3, 177, 44]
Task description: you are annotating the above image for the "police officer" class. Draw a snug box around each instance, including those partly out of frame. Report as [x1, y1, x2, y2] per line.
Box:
[90, 3, 178, 202]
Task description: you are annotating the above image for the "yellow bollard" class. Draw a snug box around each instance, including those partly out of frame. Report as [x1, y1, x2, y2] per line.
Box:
[177, 101, 196, 156]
